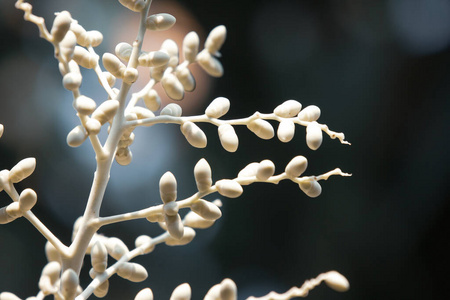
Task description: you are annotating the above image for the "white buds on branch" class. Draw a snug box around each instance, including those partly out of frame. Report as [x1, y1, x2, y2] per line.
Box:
[205, 25, 226, 56]
[117, 262, 148, 282]
[74, 95, 97, 115]
[170, 283, 191, 300]
[119, 0, 146, 12]
[285, 156, 308, 178]
[162, 73, 185, 100]
[160, 103, 182, 117]
[197, 50, 223, 77]
[91, 100, 119, 125]
[9, 158, 36, 183]
[194, 159, 212, 192]
[165, 227, 195, 246]
[115, 42, 133, 62]
[299, 180, 322, 198]
[135, 235, 155, 254]
[277, 119, 295, 143]
[146, 13, 176, 31]
[256, 160, 275, 181]
[324, 271, 350, 292]
[38, 261, 61, 295]
[143, 89, 161, 111]
[205, 97, 230, 118]
[298, 105, 321, 122]
[183, 32, 199, 63]
[191, 199, 222, 220]
[247, 119, 274, 140]
[0, 292, 22, 300]
[91, 241, 108, 273]
[176, 67, 196, 92]
[105, 237, 129, 260]
[159, 172, 184, 239]
[135, 288, 154, 300]
[218, 124, 239, 152]
[61, 269, 79, 300]
[306, 121, 323, 150]
[204, 278, 237, 300]
[51, 11, 72, 43]
[73, 46, 97, 69]
[215, 180, 243, 198]
[59, 31, 77, 60]
[180, 122, 207, 148]
[273, 100, 302, 118]
[138, 51, 170, 67]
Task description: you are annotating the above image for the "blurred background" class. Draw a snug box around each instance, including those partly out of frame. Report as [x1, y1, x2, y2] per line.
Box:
[1, 0, 450, 299]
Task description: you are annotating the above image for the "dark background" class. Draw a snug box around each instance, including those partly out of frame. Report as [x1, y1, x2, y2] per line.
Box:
[1, 0, 450, 299]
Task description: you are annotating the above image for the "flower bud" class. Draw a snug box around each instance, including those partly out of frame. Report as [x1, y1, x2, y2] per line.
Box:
[170, 283, 191, 300]
[74, 95, 97, 115]
[159, 172, 177, 203]
[0, 292, 22, 300]
[115, 42, 133, 62]
[205, 97, 230, 118]
[94, 280, 109, 298]
[197, 50, 223, 77]
[204, 284, 221, 300]
[277, 119, 295, 143]
[247, 119, 274, 140]
[117, 262, 148, 282]
[51, 11, 72, 43]
[273, 100, 302, 118]
[61, 269, 79, 300]
[165, 227, 195, 246]
[306, 121, 322, 150]
[194, 158, 212, 192]
[237, 162, 259, 178]
[123, 67, 139, 84]
[9, 158, 36, 183]
[215, 180, 243, 198]
[162, 73, 184, 100]
[0, 206, 15, 224]
[175, 67, 196, 92]
[285, 156, 308, 178]
[102, 53, 126, 78]
[85, 118, 102, 135]
[62, 72, 82, 91]
[161, 39, 179, 68]
[91, 241, 108, 273]
[135, 288, 154, 300]
[0, 124, 4, 139]
[78, 30, 103, 47]
[18, 188, 37, 212]
[105, 237, 129, 260]
[163, 201, 179, 216]
[298, 105, 321, 122]
[38, 261, 60, 295]
[160, 103, 182, 117]
[131, 106, 155, 121]
[135, 235, 155, 254]
[115, 148, 133, 166]
[146, 13, 176, 31]
[183, 32, 199, 63]
[256, 160, 275, 181]
[119, 0, 146, 12]
[220, 278, 237, 300]
[205, 25, 226, 55]
[165, 214, 184, 240]
[45, 241, 62, 263]
[92, 100, 120, 124]
[218, 124, 239, 152]
[180, 122, 207, 148]
[299, 180, 322, 198]
[73, 46, 96, 69]
[184, 211, 215, 229]
[138, 51, 170, 67]
[143, 89, 161, 111]
[191, 199, 222, 220]
[324, 271, 350, 292]
[59, 31, 77, 60]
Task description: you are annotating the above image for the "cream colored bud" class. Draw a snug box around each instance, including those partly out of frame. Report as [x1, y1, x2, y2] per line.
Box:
[0, 292, 22, 300]
[161, 39, 179, 68]
[135, 235, 155, 254]
[216, 180, 243, 198]
[78, 30, 103, 47]
[160, 103, 182, 117]
[237, 162, 259, 178]
[74, 95, 96, 115]
[59, 60, 79, 76]
[59, 31, 77, 60]
[0, 206, 16, 224]
[162, 73, 184, 100]
[165, 227, 195, 246]
[6, 202, 21, 218]
[123, 67, 139, 84]
[73, 46, 96, 69]
[256, 160, 275, 181]
[277, 119, 295, 143]
[0, 124, 3, 138]
[105, 237, 129, 260]
[85, 118, 102, 135]
[18, 188, 37, 212]
[299, 180, 322, 198]
[39, 261, 60, 295]
[176, 67, 196, 92]
[165, 214, 184, 240]
[285, 156, 308, 178]
[306, 121, 323, 150]
[146, 13, 176, 31]
[143, 89, 161, 111]
[197, 50, 223, 77]
[62, 72, 82, 91]
[218, 124, 239, 152]
[115, 148, 133, 166]
[131, 106, 155, 121]
[181, 122, 207, 148]
[91, 241, 108, 273]
[102, 53, 126, 78]
[138, 51, 170, 67]
[274, 100, 302, 118]
[115, 42, 133, 61]
[184, 211, 215, 229]
[92, 100, 119, 124]
[194, 158, 212, 192]
[94, 280, 109, 298]
[117, 262, 148, 282]
[51, 11, 72, 43]
[146, 213, 165, 223]
[205, 25, 226, 55]
[183, 32, 199, 63]
[247, 119, 274, 140]
[191, 199, 222, 220]
[159, 172, 177, 203]
[298, 105, 321, 122]
[170, 283, 191, 300]
[9, 158, 36, 183]
[324, 271, 350, 292]
[135, 288, 154, 300]
[204, 284, 221, 300]
[205, 97, 230, 118]
[150, 65, 166, 81]
[70, 22, 86, 40]
[45, 241, 61, 263]
[119, 0, 146, 12]
[163, 201, 179, 216]
[101, 72, 116, 87]
[61, 269, 79, 300]
[220, 278, 237, 300]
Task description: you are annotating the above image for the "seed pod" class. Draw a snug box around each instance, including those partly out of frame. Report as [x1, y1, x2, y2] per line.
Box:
[165, 227, 195, 246]
[191, 199, 222, 220]
[285, 156, 308, 178]
[247, 119, 274, 140]
[105, 237, 129, 260]
[184, 211, 215, 229]
[205, 97, 230, 118]
[298, 105, 321, 122]
[138, 51, 170, 67]
[119, 0, 146, 12]
[237, 162, 259, 178]
[61, 269, 79, 300]
[9, 158, 36, 183]
[324, 271, 350, 292]
[306, 121, 323, 150]
[45, 241, 62, 263]
[146, 13, 176, 31]
[161, 39, 179, 68]
[51, 11, 72, 43]
[74, 95, 96, 115]
[163, 201, 179, 216]
[299, 180, 322, 198]
[183, 31, 199, 63]
[176, 67, 196, 92]
[170, 283, 191, 300]
[135, 235, 155, 254]
[117, 262, 148, 282]
[85, 118, 102, 135]
[165, 214, 184, 240]
[38, 261, 60, 295]
[135, 288, 154, 300]
[205, 25, 226, 55]
[91, 241, 108, 273]
[194, 158, 212, 192]
[180, 122, 207, 148]
[59, 30, 77, 60]
[273, 100, 302, 118]
[62, 72, 82, 91]
[143, 89, 161, 111]
[256, 160, 275, 181]
[92, 100, 119, 124]
[0, 292, 22, 300]
[102, 53, 126, 78]
[18, 188, 37, 212]
[160, 103, 182, 117]
[220, 278, 237, 300]
[115, 42, 133, 62]
[94, 280, 109, 298]
[277, 119, 295, 143]
[162, 73, 184, 100]
[159, 172, 177, 204]
[197, 50, 223, 77]
[215, 180, 243, 198]
[218, 124, 238, 152]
